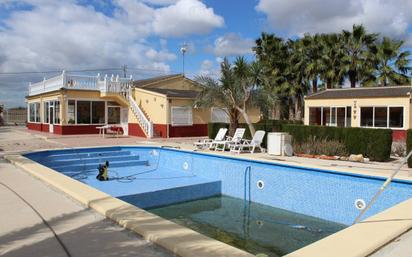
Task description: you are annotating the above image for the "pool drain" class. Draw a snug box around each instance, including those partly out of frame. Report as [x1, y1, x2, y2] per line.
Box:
[355, 199, 366, 210]
[257, 180, 264, 189]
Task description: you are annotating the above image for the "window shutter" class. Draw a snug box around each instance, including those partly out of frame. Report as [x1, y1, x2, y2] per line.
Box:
[171, 107, 193, 126]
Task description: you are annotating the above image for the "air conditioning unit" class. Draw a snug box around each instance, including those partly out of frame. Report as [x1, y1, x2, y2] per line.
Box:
[267, 132, 292, 156]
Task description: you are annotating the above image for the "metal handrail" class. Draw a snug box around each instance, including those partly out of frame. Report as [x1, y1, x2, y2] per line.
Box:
[353, 150, 412, 224]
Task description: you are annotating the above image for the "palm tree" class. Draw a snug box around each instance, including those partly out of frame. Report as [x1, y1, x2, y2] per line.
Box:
[319, 33, 345, 89]
[302, 34, 323, 93]
[341, 24, 378, 87]
[195, 58, 240, 136]
[195, 57, 261, 136]
[253, 33, 289, 119]
[366, 37, 411, 86]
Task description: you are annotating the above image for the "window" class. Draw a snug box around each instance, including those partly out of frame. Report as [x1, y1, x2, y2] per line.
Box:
[67, 100, 76, 124]
[322, 107, 330, 126]
[29, 102, 40, 122]
[77, 101, 91, 124]
[54, 101, 60, 124]
[346, 107, 352, 127]
[337, 107, 346, 127]
[211, 107, 229, 123]
[69, 100, 108, 125]
[360, 106, 404, 129]
[171, 106, 193, 126]
[309, 107, 322, 125]
[108, 107, 120, 124]
[44, 102, 49, 123]
[309, 106, 351, 127]
[92, 101, 105, 124]
[360, 107, 373, 127]
[330, 107, 337, 126]
[374, 107, 387, 127]
[389, 107, 403, 128]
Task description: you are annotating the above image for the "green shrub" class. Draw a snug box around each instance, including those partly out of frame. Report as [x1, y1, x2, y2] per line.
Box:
[406, 130, 412, 167]
[293, 137, 348, 156]
[282, 124, 392, 161]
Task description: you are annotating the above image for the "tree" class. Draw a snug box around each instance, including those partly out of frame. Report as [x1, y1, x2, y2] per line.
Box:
[341, 24, 378, 87]
[319, 33, 345, 89]
[288, 38, 310, 120]
[195, 57, 261, 136]
[253, 33, 289, 119]
[366, 37, 411, 86]
[302, 34, 323, 93]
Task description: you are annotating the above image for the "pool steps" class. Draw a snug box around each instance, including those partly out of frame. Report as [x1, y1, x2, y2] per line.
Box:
[44, 155, 140, 168]
[44, 149, 132, 161]
[39, 149, 148, 172]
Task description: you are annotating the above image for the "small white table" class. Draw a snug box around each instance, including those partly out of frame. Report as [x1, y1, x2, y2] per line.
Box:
[97, 125, 110, 138]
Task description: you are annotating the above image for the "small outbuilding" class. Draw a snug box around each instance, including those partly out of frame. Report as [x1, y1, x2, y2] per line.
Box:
[304, 86, 412, 141]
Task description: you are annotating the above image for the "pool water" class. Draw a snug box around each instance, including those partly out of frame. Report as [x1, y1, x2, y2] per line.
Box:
[149, 195, 346, 257]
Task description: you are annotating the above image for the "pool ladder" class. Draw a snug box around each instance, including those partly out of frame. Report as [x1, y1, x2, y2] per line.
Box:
[353, 150, 412, 224]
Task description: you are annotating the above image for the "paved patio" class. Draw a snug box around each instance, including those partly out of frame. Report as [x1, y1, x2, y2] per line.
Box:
[1, 125, 411, 256]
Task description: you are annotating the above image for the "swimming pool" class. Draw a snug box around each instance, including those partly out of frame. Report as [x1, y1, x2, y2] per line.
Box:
[25, 146, 412, 256]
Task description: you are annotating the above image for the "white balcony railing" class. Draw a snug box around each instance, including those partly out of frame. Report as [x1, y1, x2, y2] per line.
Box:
[28, 71, 136, 96]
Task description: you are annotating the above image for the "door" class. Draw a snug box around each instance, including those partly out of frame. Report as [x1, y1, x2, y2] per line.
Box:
[120, 107, 128, 136]
[49, 103, 54, 133]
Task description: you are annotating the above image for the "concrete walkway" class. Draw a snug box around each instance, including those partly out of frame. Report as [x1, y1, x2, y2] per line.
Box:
[0, 159, 173, 257]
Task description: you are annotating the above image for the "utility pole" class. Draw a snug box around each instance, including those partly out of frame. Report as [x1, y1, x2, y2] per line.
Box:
[122, 65, 127, 78]
[180, 43, 187, 76]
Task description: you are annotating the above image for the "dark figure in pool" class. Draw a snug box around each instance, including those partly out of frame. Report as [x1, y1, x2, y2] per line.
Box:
[96, 161, 109, 181]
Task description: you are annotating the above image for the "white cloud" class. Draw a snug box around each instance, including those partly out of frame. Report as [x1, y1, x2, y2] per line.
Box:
[256, 0, 412, 41]
[145, 48, 177, 62]
[141, 0, 178, 5]
[213, 33, 254, 57]
[198, 59, 220, 77]
[0, 0, 224, 106]
[152, 0, 224, 37]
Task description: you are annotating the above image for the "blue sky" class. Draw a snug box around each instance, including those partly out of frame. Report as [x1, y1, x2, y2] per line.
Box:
[0, 0, 411, 107]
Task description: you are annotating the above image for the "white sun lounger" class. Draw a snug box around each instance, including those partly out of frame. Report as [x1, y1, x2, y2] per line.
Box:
[213, 128, 246, 151]
[230, 130, 266, 154]
[194, 128, 228, 150]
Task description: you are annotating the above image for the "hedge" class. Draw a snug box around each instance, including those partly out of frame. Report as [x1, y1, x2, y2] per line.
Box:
[406, 130, 412, 168]
[282, 124, 392, 162]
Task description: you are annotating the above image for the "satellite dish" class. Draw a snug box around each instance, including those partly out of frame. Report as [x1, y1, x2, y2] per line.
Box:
[284, 143, 293, 157]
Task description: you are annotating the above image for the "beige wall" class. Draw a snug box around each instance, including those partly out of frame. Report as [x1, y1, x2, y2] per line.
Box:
[304, 97, 410, 129]
[133, 88, 168, 124]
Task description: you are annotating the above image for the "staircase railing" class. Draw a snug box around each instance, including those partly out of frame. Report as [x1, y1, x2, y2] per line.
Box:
[128, 87, 153, 138]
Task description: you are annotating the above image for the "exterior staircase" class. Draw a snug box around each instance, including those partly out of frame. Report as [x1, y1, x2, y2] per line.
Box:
[99, 75, 154, 138]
